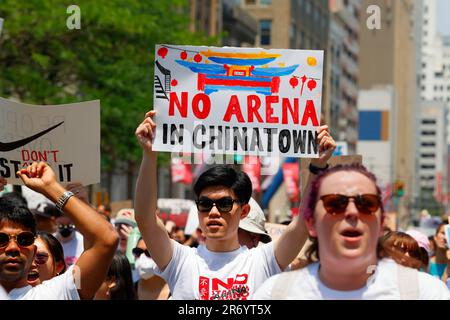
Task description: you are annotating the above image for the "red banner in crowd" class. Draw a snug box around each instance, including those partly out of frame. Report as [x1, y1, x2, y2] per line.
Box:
[171, 157, 192, 184]
[435, 172, 442, 202]
[242, 156, 261, 192]
[282, 162, 299, 202]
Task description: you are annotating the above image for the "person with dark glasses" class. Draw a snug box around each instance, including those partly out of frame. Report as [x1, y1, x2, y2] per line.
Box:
[134, 110, 336, 300]
[27, 232, 66, 287]
[254, 164, 450, 300]
[0, 162, 119, 300]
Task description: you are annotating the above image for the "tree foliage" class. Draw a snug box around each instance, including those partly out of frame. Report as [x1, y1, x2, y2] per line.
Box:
[0, 0, 217, 176]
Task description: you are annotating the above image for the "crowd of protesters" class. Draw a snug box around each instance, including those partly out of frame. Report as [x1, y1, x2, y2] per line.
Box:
[0, 111, 449, 300]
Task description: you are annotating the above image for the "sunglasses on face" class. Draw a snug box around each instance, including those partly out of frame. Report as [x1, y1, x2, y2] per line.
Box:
[58, 224, 74, 230]
[35, 252, 50, 265]
[132, 247, 151, 258]
[195, 197, 240, 213]
[320, 194, 381, 216]
[0, 231, 36, 248]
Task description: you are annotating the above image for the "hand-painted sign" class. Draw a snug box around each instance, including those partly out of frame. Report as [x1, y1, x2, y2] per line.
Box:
[333, 141, 348, 156]
[153, 45, 324, 158]
[0, 97, 100, 185]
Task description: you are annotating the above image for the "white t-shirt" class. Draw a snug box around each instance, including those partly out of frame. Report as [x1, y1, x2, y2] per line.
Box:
[0, 285, 9, 300]
[253, 258, 450, 300]
[155, 240, 281, 300]
[8, 266, 80, 300]
[59, 231, 84, 266]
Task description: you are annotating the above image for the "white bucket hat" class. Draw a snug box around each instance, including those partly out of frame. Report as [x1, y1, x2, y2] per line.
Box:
[239, 198, 272, 243]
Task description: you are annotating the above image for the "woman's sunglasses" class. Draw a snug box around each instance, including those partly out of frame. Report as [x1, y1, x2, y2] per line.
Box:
[195, 197, 240, 213]
[320, 194, 381, 215]
[0, 231, 36, 248]
[35, 252, 50, 265]
[132, 247, 151, 258]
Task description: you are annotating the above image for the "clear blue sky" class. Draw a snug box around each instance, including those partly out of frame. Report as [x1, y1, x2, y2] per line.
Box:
[437, 0, 450, 35]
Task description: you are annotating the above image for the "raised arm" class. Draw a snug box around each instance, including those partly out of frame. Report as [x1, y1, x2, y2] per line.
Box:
[0, 176, 6, 191]
[134, 110, 173, 271]
[17, 162, 119, 300]
[273, 125, 335, 270]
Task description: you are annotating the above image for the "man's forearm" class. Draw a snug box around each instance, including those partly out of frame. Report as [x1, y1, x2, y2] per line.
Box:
[45, 182, 118, 247]
[135, 152, 158, 226]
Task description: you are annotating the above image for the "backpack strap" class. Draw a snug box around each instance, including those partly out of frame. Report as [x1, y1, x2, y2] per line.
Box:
[271, 271, 298, 300]
[397, 264, 420, 300]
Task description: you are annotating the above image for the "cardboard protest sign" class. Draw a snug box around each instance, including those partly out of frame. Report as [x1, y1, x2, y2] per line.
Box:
[445, 225, 450, 249]
[0, 98, 100, 185]
[242, 156, 261, 192]
[333, 141, 348, 156]
[153, 45, 324, 158]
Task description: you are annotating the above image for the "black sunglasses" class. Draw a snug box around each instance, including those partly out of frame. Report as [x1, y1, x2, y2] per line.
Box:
[58, 224, 74, 229]
[132, 247, 151, 258]
[0, 231, 36, 248]
[195, 197, 240, 213]
[320, 194, 381, 216]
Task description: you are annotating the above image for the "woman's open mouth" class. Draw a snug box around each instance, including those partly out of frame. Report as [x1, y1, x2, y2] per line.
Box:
[27, 270, 40, 284]
[340, 229, 363, 242]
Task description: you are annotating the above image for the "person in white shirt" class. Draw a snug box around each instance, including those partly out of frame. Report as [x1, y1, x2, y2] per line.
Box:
[55, 216, 84, 266]
[134, 110, 336, 300]
[0, 284, 8, 300]
[253, 164, 450, 300]
[0, 162, 119, 300]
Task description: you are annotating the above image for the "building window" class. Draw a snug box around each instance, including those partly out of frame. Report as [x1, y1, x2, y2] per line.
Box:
[420, 165, 435, 170]
[260, 0, 272, 4]
[421, 119, 436, 125]
[260, 20, 272, 45]
[421, 130, 436, 136]
[421, 154, 435, 159]
[245, 0, 256, 4]
[421, 142, 435, 147]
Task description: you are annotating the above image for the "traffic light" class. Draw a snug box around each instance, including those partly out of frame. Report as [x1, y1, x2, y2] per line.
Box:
[394, 181, 404, 197]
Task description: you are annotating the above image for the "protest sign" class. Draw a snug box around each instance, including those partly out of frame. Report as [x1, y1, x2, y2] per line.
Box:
[152, 45, 324, 158]
[333, 141, 348, 156]
[157, 198, 195, 228]
[0, 97, 100, 185]
[282, 162, 299, 202]
[242, 156, 261, 192]
[171, 154, 193, 184]
[445, 225, 450, 249]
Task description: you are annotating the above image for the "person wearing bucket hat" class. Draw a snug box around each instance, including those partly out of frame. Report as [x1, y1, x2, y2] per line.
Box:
[114, 209, 137, 228]
[31, 203, 61, 234]
[114, 209, 137, 254]
[238, 198, 271, 249]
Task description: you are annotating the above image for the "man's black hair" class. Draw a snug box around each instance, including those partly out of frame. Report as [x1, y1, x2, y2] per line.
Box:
[0, 197, 37, 235]
[1, 191, 28, 208]
[193, 165, 252, 204]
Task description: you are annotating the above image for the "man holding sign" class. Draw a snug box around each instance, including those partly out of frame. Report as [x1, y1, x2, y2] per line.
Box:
[152, 45, 324, 158]
[134, 108, 335, 299]
[0, 163, 118, 299]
